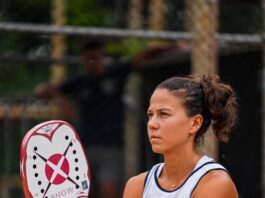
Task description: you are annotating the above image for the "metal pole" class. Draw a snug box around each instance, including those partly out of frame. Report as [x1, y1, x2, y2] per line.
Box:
[261, 0, 265, 197]
[128, 0, 143, 30]
[148, 0, 166, 31]
[124, 0, 144, 181]
[50, 0, 66, 85]
[0, 22, 263, 45]
[0, 22, 192, 40]
[124, 74, 142, 180]
[188, 0, 219, 159]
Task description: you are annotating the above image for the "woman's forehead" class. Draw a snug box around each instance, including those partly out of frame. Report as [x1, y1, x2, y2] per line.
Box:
[151, 88, 177, 100]
[149, 89, 183, 107]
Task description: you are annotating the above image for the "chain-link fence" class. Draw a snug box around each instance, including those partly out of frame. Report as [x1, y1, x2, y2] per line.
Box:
[0, 0, 264, 198]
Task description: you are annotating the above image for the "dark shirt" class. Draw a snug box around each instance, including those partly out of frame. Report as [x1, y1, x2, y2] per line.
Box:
[59, 60, 131, 148]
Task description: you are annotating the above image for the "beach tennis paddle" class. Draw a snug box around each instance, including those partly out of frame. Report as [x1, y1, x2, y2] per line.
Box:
[20, 120, 90, 198]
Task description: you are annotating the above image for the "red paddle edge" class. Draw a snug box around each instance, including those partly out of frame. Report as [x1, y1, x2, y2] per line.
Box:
[20, 120, 91, 198]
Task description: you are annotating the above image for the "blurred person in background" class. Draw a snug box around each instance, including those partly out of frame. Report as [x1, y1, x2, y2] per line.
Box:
[35, 40, 178, 198]
[123, 74, 238, 198]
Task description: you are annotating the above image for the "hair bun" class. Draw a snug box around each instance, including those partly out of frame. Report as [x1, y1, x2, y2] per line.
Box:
[200, 74, 237, 142]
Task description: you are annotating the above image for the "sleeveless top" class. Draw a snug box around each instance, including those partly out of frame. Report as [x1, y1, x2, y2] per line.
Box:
[143, 156, 227, 198]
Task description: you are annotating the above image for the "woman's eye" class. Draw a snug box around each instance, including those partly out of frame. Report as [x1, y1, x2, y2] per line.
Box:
[147, 112, 153, 118]
[160, 112, 168, 117]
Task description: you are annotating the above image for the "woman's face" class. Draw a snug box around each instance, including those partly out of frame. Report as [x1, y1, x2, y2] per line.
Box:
[147, 88, 196, 154]
[82, 49, 104, 75]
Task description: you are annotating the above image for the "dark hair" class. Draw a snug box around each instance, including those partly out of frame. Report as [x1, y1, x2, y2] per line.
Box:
[155, 74, 238, 144]
[83, 41, 103, 51]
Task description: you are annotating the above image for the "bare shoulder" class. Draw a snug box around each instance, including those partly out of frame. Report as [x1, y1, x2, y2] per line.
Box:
[192, 170, 238, 198]
[123, 172, 147, 198]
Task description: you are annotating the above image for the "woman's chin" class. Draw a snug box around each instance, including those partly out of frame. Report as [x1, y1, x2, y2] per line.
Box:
[151, 146, 163, 154]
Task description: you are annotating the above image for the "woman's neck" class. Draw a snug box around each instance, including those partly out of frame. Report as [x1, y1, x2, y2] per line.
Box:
[160, 148, 202, 189]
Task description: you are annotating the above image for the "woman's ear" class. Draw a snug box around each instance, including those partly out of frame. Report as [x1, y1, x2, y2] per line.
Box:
[190, 114, 203, 134]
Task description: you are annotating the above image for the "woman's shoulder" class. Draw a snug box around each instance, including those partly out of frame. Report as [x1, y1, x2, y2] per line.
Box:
[192, 169, 238, 198]
[123, 172, 148, 198]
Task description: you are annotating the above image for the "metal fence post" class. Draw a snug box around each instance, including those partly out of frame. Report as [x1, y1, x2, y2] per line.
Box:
[261, 0, 265, 197]
[187, 0, 219, 159]
[50, 0, 66, 85]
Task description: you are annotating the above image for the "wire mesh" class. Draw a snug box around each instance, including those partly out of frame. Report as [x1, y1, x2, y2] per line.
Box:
[0, 0, 263, 198]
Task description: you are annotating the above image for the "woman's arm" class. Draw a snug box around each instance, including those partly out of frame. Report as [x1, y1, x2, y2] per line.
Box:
[192, 170, 238, 198]
[123, 172, 147, 198]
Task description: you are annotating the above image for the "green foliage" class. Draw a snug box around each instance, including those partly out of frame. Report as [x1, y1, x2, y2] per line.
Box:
[0, 32, 50, 94]
[0, 33, 24, 52]
[0, 0, 117, 95]
[106, 39, 149, 57]
[1, 0, 263, 96]
[1, 0, 50, 23]
[0, 63, 49, 94]
[66, 0, 113, 27]
[220, 3, 262, 33]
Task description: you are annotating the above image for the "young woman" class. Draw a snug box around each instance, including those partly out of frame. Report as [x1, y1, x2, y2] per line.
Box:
[123, 74, 238, 198]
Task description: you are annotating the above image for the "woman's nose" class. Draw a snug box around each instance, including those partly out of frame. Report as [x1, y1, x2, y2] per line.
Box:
[148, 116, 159, 130]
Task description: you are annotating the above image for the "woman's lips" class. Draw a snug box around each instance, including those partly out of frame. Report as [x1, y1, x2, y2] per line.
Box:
[149, 135, 161, 142]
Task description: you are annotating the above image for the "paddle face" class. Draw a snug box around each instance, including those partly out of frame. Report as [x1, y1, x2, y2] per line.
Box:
[20, 120, 90, 198]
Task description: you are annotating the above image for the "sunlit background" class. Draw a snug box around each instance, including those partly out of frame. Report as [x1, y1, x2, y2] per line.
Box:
[0, 0, 263, 197]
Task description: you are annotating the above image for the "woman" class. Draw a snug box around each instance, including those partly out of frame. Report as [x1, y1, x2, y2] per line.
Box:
[123, 74, 238, 198]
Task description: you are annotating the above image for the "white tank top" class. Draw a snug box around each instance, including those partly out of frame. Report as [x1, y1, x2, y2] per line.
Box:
[143, 156, 227, 198]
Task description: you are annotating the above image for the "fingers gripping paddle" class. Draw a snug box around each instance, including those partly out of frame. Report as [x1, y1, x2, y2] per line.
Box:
[20, 120, 90, 198]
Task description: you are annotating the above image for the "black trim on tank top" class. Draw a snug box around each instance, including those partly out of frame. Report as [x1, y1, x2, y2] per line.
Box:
[190, 168, 228, 198]
[154, 161, 219, 193]
[144, 163, 162, 188]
